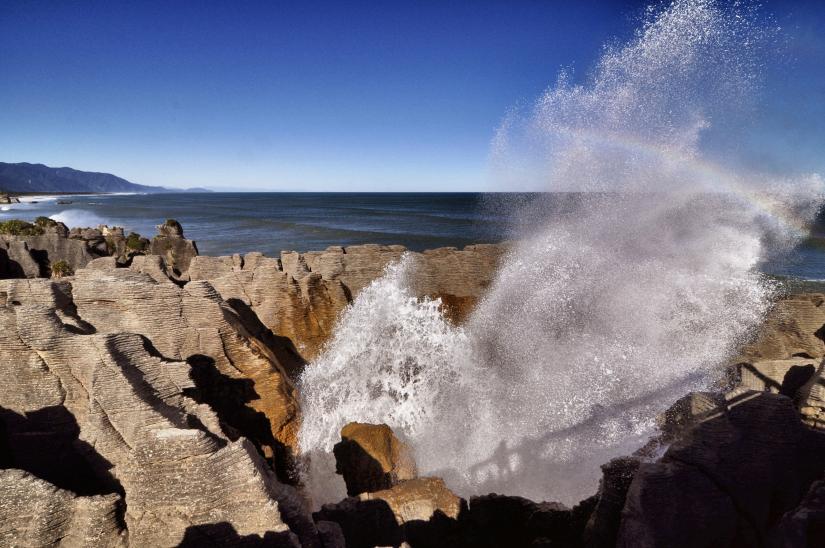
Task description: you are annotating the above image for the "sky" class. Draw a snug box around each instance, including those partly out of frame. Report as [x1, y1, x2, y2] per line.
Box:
[1, 0, 823, 191]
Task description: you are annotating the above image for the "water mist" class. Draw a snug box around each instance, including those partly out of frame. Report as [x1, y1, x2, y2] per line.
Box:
[299, 0, 825, 505]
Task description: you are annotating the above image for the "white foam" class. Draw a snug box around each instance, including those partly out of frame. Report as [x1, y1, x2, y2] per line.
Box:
[298, 0, 825, 506]
[49, 210, 109, 228]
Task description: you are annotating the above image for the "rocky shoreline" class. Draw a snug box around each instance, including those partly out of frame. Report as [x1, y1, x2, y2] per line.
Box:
[2, 220, 825, 546]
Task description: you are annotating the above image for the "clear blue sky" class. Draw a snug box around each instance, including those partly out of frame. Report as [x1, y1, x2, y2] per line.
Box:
[1, 1, 823, 191]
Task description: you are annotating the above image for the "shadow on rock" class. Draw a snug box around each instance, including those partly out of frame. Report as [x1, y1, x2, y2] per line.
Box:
[226, 298, 306, 378]
[0, 404, 122, 496]
[178, 522, 298, 547]
[184, 354, 298, 484]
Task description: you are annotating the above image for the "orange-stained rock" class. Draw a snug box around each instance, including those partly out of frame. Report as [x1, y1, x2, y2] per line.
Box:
[360, 477, 462, 522]
[1, 268, 303, 485]
[189, 243, 506, 360]
[314, 477, 463, 548]
[334, 422, 418, 496]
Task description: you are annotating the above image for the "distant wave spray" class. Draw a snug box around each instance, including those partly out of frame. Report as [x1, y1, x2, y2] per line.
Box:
[299, 0, 825, 505]
[49, 209, 108, 228]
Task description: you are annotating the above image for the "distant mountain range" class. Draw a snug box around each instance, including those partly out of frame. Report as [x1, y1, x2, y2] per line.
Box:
[0, 162, 209, 193]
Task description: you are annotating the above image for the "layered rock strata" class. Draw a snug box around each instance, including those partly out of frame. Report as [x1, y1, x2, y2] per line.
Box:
[0, 218, 197, 280]
[189, 243, 506, 359]
[0, 267, 315, 546]
[5, 231, 825, 546]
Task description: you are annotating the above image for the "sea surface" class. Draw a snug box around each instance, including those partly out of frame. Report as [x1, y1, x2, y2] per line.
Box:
[2, 191, 824, 280]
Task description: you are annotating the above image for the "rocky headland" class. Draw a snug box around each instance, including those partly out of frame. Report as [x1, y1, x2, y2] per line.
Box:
[2, 220, 825, 546]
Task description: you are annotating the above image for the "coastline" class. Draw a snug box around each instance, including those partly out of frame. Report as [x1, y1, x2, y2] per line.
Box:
[2, 219, 825, 545]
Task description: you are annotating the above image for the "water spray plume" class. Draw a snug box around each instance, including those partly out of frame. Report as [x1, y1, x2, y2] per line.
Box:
[299, 0, 825, 505]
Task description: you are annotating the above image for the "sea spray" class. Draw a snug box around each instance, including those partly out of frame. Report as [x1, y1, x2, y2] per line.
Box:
[298, 257, 480, 501]
[299, 0, 825, 505]
[49, 209, 108, 228]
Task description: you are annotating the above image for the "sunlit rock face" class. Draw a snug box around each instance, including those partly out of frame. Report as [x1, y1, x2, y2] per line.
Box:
[188, 242, 505, 360]
[0, 270, 316, 547]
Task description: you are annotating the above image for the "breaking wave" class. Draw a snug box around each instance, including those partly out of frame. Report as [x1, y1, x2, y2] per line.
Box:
[299, 0, 825, 505]
[49, 209, 108, 228]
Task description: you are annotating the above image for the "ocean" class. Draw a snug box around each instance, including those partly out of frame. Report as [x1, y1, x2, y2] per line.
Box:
[2, 191, 824, 280]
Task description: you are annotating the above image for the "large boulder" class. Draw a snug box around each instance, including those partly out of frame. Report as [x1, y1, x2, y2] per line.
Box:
[149, 219, 199, 278]
[333, 422, 418, 496]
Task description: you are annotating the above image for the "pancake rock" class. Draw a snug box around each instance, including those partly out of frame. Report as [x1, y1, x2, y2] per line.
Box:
[149, 219, 199, 278]
[0, 218, 198, 281]
[1, 218, 99, 277]
[0, 469, 125, 547]
[739, 293, 825, 361]
[189, 243, 506, 359]
[726, 292, 825, 430]
[65, 267, 301, 477]
[0, 278, 316, 546]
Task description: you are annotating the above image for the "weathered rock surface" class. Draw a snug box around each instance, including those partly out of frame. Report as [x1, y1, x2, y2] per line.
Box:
[0, 469, 126, 547]
[618, 391, 825, 547]
[42, 267, 300, 477]
[333, 422, 418, 496]
[739, 293, 825, 360]
[190, 243, 506, 359]
[0, 269, 317, 546]
[149, 219, 199, 278]
[0, 218, 198, 281]
[1, 220, 97, 277]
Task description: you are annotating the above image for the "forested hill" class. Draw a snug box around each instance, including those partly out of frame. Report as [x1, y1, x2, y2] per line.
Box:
[0, 162, 176, 193]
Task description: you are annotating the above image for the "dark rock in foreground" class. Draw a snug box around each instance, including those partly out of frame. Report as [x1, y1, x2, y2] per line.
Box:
[620, 391, 825, 547]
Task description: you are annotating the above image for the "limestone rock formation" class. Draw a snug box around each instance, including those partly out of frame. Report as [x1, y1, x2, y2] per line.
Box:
[0, 218, 198, 281]
[189, 243, 505, 359]
[0, 268, 316, 546]
[0, 193, 20, 204]
[64, 268, 302, 476]
[1, 219, 97, 277]
[0, 469, 126, 547]
[0, 220, 148, 278]
[739, 293, 825, 360]
[333, 422, 418, 496]
[617, 391, 825, 547]
[149, 219, 199, 278]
